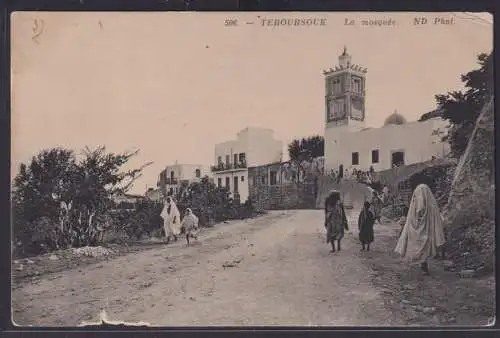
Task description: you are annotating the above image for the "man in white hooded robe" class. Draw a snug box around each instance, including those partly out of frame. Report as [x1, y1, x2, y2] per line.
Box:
[394, 184, 445, 275]
[160, 196, 181, 243]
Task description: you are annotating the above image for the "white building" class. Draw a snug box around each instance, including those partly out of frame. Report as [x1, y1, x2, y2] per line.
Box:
[323, 48, 450, 173]
[111, 192, 144, 206]
[145, 188, 163, 202]
[158, 164, 212, 197]
[212, 127, 283, 203]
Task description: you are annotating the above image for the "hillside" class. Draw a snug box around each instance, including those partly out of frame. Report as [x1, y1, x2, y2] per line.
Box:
[443, 96, 495, 272]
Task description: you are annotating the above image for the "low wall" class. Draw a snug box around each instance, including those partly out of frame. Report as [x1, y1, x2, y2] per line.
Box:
[249, 182, 316, 211]
[376, 158, 454, 192]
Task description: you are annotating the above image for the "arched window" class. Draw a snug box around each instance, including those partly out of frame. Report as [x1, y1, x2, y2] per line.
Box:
[195, 169, 201, 178]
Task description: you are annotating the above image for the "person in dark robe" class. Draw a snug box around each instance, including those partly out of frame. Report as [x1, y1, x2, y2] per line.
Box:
[358, 201, 376, 251]
[324, 190, 349, 253]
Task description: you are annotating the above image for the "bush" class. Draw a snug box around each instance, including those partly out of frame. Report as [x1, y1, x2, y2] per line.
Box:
[12, 146, 151, 257]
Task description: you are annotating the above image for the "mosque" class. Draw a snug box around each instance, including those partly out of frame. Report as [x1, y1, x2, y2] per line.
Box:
[323, 48, 450, 173]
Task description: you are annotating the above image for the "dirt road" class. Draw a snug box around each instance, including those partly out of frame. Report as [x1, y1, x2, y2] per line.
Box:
[12, 210, 406, 326]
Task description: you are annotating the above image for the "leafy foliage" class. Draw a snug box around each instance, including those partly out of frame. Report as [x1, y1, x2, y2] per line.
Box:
[176, 176, 244, 226]
[12, 146, 150, 256]
[424, 52, 493, 158]
[287, 135, 324, 183]
[287, 135, 324, 162]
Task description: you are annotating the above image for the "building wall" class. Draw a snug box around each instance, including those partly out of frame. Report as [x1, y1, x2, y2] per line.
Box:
[214, 170, 249, 203]
[214, 127, 283, 168]
[248, 163, 316, 210]
[160, 163, 212, 196]
[212, 127, 284, 204]
[145, 188, 163, 202]
[324, 118, 450, 173]
[245, 128, 283, 166]
[112, 194, 143, 205]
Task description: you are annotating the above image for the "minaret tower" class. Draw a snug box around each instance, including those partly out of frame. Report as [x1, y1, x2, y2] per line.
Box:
[323, 47, 367, 133]
[323, 47, 367, 172]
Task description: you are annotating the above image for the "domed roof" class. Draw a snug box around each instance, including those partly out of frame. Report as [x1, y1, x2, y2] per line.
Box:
[384, 110, 407, 126]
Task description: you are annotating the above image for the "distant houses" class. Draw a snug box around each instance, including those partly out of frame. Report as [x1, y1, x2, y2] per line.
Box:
[145, 188, 163, 202]
[157, 164, 212, 197]
[154, 127, 284, 205]
[111, 192, 145, 209]
[211, 127, 283, 203]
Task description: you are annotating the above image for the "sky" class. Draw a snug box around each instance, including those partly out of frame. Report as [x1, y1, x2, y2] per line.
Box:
[11, 12, 493, 194]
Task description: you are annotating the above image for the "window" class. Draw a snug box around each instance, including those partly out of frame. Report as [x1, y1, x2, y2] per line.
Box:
[239, 153, 246, 165]
[225, 155, 230, 166]
[353, 78, 361, 93]
[352, 152, 359, 165]
[391, 151, 405, 167]
[170, 171, 174, 180]
[270, 171, 278, 185]
[217, 156, 222, 165]
[241, 176, 245, 182]
[217, 178, 222, 188]
[333, 79, 341, 93]
[233, 154, 238, 166]
[261, 175, 266, 184]
[225, 177, 230, 188]
[371, 150, 379, 164]
[195, 169, 201, 178]
[233, 176, 239, 193]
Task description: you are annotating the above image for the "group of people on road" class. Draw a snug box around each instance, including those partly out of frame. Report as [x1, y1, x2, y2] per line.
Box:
[324, 182, 446, 276]
[160, 196, 200, 246]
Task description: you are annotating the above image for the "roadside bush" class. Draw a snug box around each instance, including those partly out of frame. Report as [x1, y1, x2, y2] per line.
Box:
[12, 146, 151, 257]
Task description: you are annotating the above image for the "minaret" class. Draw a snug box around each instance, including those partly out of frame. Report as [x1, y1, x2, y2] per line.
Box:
[338, 46, 352, 68]
[323, 47, 367, 171]
[323, 46, 367, 132]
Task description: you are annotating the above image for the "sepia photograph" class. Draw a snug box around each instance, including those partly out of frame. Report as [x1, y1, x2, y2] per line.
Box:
[10, 11, 494, 327]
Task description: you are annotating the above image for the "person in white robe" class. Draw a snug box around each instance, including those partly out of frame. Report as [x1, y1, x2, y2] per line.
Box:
[394, 184, 445, 275]
[160, 196, 181, 243]
[181, 208, 199, 246]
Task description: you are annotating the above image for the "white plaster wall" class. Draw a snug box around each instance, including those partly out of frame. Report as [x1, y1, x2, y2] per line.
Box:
[178, 164, 212, 181]
[324, 118, 450, 172]
[164, 165, 182, 180]
[245, 128, 283, 166]
[214, 127, 283, 167]
[214, 140, 242, 165]
[214, 170, 249, 203]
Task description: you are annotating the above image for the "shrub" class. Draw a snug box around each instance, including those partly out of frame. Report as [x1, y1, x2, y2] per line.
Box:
[12, 146, 151, 257]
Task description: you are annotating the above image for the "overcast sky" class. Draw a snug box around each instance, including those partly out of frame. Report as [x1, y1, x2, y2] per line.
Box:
[11, 12, 492, 194]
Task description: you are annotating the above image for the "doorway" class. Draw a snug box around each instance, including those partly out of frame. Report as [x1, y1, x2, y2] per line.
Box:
[233, 176, 239, 193]
[391, 151, 405, 167]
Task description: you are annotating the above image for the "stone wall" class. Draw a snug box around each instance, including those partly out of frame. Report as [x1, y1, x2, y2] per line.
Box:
[381, 162, 456, 219]
[248, 163, 316, 210]
[375, 158, 454, 192]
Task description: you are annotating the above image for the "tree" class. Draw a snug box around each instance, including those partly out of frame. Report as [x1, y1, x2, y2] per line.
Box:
[287, 135, 324, 162]
[423, 52, 493, 158]
[287, 135, 324, 182]
[12, 146, 151, 254]
[176, 176, 233, 226]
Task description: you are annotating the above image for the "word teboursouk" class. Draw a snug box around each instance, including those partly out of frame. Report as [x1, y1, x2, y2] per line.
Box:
[260, 17, 328, 27]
